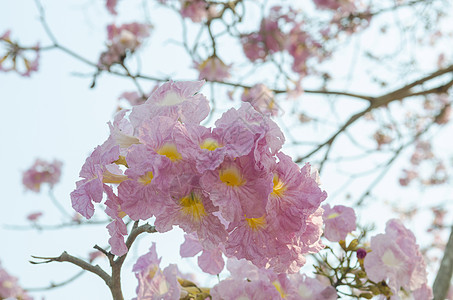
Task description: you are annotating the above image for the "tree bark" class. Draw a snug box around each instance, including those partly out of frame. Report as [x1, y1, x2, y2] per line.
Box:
[433, 225, 453, 300]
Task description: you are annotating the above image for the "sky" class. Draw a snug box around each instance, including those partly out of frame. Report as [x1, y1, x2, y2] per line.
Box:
[1, 0, 453, 299]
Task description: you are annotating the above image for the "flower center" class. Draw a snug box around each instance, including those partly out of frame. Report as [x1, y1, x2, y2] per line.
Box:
[159, 91, 184, 106]
[200, 138, 222, 151]
[157, 143, 182, 161]
[245, 215, 266, 231]
[327, 212, 340, 219]
[272, 281, 286, 298]
[382, 249, 401, 268]
[180, 192, 207, 222]
[138, 171, 154, 185]
[272, 174, 286, 197]
[219, 166, 245, 186]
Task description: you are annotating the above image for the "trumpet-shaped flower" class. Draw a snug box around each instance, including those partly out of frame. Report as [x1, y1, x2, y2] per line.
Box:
[322, 204, 356, 242]
[364, 219, 428, 295]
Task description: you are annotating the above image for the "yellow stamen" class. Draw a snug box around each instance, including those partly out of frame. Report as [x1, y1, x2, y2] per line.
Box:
[138, 171, 154, 185]
[200, 138, 222, 151]
[272, 174, 286, 197]
[327, 212, 340, 219]
[219, 166, 245, 186]
[245, 215, 266, 231]
[272, 281, 287, 298]
[157, 143, 182, 161]
[180, 192, 207, 222]
[114, 156, 129, 167]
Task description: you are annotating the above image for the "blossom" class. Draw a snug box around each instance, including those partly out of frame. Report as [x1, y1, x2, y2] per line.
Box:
[180, 0, 217, 22]
[180, 234, 225, 275]
[98, 22, 151, 69]
[200, 154, 273, 223]
[133, 243, 181, 300]
[0, 30, 40, 77]
[288, 273, 337, 300]
[70, 139, 123, 218]
[195, 56, 231, 81]
[106, 0, 118, 15]
[0, 262, 32, 300]
[129, 80, 209, 126]
[22, 159, 62, 192]
[322, 204, 356, 242]
[118, 144, 170, 220]
[364, 219, 428, 296]
[241, 84, 278, 116]
[154, 174, 228, 249]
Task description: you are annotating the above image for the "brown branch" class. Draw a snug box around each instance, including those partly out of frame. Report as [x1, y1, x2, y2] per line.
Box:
[30, 252, 111, 285]
[433, 225, 453, 300]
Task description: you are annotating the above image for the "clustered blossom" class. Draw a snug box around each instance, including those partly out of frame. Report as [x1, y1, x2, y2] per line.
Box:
[364, 219, 432, 298]
[71, 80, 327, 275]
[133, 243, 181, 299]
[240, 6, 327, 76]
[0, 261, 32, 300]
[180, 0, 217, 23]
[210, 257, 337, 300]
[22, 159, 62, 192]
[0, 30, 40, 77]
[322, 204, 356, 242]
[195, 56, 231, 81]
[98, 23, 151, 69]
[241, 83, 278, 116]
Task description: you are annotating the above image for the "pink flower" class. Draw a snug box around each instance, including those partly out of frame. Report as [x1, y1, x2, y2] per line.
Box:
[118, 144, 170, 220]
[200, 154, 273, 223]
[196, 56, 231, 81]
[26, 211, 43, 222]
[0, 30, 40, 77]
[364, 219, 428, 295]
[0, 262, 32, 300]
[22, 159, 62, 192]
[241, 84, 278, 116]
[104, 186, 128, 256]
[180, 0, 216, 22]
[180, 234, 225, 275]
[322, 204, 356, 242]
[133, 243, 181, 300]
[288, 273, 337, 300]
[211, 278, 281, 300]
[106, 0, 118, 15]
[70, 139, 122, 218]
[267, 153, 327, 234]
[98, 22, 151, 68]
[175, 115, 255, 173]
[130, 80, 209, 126]
[154, 174, 228, 249]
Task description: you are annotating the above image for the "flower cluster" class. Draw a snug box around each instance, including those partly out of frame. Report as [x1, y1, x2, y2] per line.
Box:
[0, 262, 32, 300]
[313, 0, 356, 12]
[240, 6, 327, 75]
[364, 219, 432, 298]
[98, 23, 151, 69]
[22, 159, 62, 193]
[71, 80, 327, 273]
[0, 30, 40, 77]
[211, 258, 337, 300]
